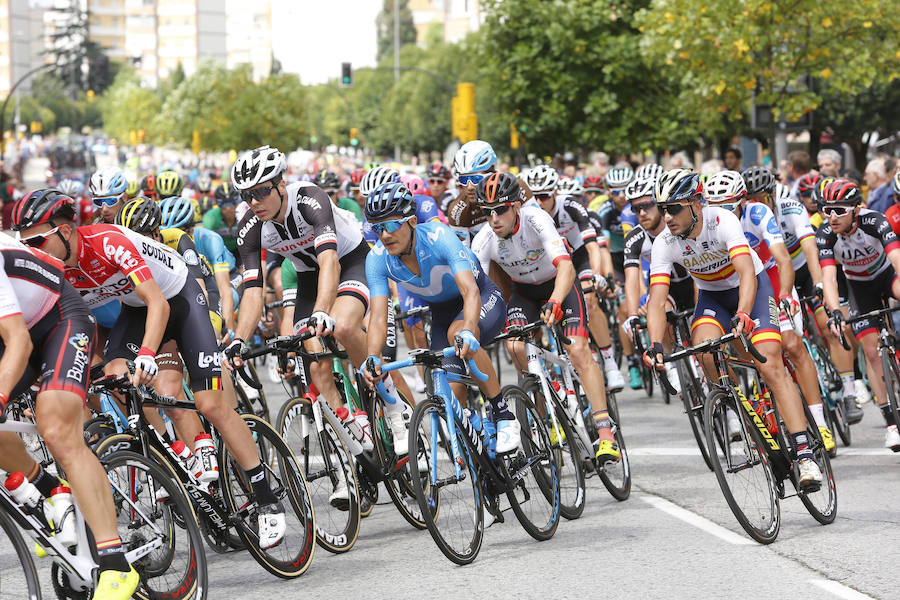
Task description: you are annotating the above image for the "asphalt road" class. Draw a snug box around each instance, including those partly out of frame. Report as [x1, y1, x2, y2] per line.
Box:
[5, 350, 899, 600]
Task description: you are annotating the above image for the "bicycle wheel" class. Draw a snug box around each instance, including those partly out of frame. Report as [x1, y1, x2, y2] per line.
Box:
[525, 379, 585, 520]
[276, 397, 360, 554]
[409, 397, 483, 565]
[704, 389, 780, 544]
[598, 415, 631, 501]
[813, 340, 851, 447]
[678, 359, 713, 471]
[0, 506, 41, 600]
[797, 402, 838, 525]
[218, 415, 316, 578]
[501, 385, 560, 540]
[102, 450, 208, 600]
[882, 350, 900, 439]
[233, 366, 270, 422]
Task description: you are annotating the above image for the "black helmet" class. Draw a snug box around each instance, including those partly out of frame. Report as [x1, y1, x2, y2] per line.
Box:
[365, 182, 415, 222]
[313, 170, 341, 190]
[741, 166, 776, 196]
[214, 182, 240, 205]
[11, 189, 76, 231]
[476, 172, 520, 206]
[115, 196, 162, 234]
[425, 162, 451, 180]
[140, 174, 157, 200]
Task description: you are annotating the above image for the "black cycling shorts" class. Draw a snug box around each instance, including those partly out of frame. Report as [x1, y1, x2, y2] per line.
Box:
[669, 277, 696, 313]
[292, 242, 370, 332]
[507, 279, 589, 340]
[611, 252, 625, 284]
[847, 269, 897, 340]
[105, 277, 222, 392]
[430, 278, 506, 376]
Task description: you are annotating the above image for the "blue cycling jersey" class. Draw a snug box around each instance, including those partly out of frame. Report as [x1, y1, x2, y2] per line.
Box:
[366, 220, 485, 303]
[362, 194, 441, 246]
[193, 227, 235, 272]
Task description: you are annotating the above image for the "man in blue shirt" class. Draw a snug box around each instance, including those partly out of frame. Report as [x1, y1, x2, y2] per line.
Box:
[864, 157, 895, 214]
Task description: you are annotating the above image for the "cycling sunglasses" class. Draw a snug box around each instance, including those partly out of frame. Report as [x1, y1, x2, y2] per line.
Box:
[241, 182, 278, 202]
[533, 192, 554, 201]
[632, 202, 657, 214]
[609, 188, 627, 197]
[480, 203, 513, 218]
[19, 226, 60, 249]
[92, 194, 121, 207]
[822, 205, 854, 217]
[428, 178, 447, 185]
[371, 216, 413, 235]
[661, 202, 690, 216]
[458, 173, 486, 186]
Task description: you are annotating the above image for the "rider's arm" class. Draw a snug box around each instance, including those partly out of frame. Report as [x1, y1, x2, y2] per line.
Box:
[312, 249, 339, 314]
[489, 262, 512, 301]
[599, 243, 614, 278]
[769, 242, 795, 297]
[646, 235, 674, 344]
[133, 278, 170, 354]
[624, 266, 641, 317]
[365, 295, 389, 359]
[232, 212, 265, 342]
[455, 269, 482, 334]
[816, 224, 840, 312]
[551, 258, 576, 303]
[0, 311, 32, 401]
[821, 264, 841, 313]
[215, 269, 235, 332]
[585, 240, 603, 275]
[801, 237, 822, 285]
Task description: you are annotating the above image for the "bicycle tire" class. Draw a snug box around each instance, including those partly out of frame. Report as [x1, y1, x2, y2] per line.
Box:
[678, 359, 713, 471]
[704, 389, 780, 544]
[218, 415, 316, 578]
[797, 401, 838, 525]
[276, 397, 360, 554]
[102, 450, 208, 600]
[0, 504, 41, 600]
[409, 397, 483, 565]
[501, 385, 560, 540]
[814, 340, 851, 447]
[598, 416, 631, 501]
[882, 350, 900, 441]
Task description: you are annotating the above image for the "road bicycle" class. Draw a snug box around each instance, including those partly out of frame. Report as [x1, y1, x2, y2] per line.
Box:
[842, 304, 900, 431]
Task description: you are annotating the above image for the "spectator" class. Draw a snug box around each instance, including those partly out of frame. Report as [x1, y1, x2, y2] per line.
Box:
[786, 150, 810, 187]
[669, 151, 693, 170]
[816, 149, 842, 177]
[864, 156, 894, 213]
[700, 159, 723, 177]
[724, 146, 742, 171]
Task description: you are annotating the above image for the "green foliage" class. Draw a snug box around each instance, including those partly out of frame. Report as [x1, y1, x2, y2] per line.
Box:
[376, 0, 417, 63]
[100, 69, 162, 142]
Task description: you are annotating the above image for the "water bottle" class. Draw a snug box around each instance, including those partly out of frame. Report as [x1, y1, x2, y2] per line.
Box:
[336, 407, 371, 450]
[5, 472, 43, 513]
[192, 434, 219, 483]
[351, 409, 374, 451]
[170, 441, 200, 480]
[50, 485, 77, 547]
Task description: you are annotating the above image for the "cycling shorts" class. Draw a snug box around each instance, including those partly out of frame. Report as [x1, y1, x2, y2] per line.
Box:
[397, 285, 427, 327]
[6, 282, 96, 403]
[507, 279, 589, 340]
[611, 251, 625, 284]
[105, 277, 222, 392]
[847, 268, 898, 339]
[763, 268, 804, 335]
[793, 264, 823, 314]
[430, 279, 506, 376]
[669, 277, 695, 312]
[572, 245, 594, 281]
[291, 242, 370, 332]
[156, 339, 184, 372]
[691, 272, 781, 346]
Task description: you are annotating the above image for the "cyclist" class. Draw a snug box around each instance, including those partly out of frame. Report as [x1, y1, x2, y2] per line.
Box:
[816, 179, 900, 451]
[444, 139, 496, 247]
[315, 170, 362, 220]
[89, 167, 129, 224]
[584, 173, 607, 212]
[58, 179, 91, 226]
[425, 162, 452, 208]
[635, 163, 665, 182]
[203, 183, 242, 258]
[12, 189, 289, 549]
[645, 169, 822, 489]
[125, 176, 140, 200]
[348, 168, 367, 213]
[472, 173, 619, 462]
[361, 182, 517, 452]
[156, 170, 184, 201]
[882, 171, 900, 235]
[139, 174, 158, 202]
[195, 174, 214, 210]
[0, 193, 139, 598]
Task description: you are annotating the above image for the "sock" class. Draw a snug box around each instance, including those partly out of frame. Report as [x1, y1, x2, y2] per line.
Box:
[381, 377, 405, 413]
[30, 467, 60, 498]
[487, 393, 514, 421]
[840, 371, 855, 398]
[592, 410, 611, 431]
[853, 358, 862, 380]
[599, 346, 617, 371]
[881, 404, 897, 427]
[791, 431, 814, 460]
[809, 403, 826, 429]
[627, 354, 639, 369]
[96, 538, 130, 573]
[246, 464, 278, 506]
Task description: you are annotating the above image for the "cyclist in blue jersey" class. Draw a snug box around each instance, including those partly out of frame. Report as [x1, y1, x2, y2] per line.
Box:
[361, 182, 518, 452]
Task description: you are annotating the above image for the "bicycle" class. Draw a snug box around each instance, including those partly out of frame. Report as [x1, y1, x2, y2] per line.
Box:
[842, 304, 900, 432]
[380, 342, 560, 565]
[658, 325, 837, 544]
[630, 318, 657, 400]
[89, 366, 317, 578]
[0, 409, 207, 599]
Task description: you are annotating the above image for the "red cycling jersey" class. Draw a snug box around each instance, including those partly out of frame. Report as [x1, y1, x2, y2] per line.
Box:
[64, 224, 188, 308]
[885, 204, 900, 236]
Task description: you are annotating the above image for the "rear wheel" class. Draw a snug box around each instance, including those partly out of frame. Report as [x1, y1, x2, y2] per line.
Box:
[678, 358, 713, 471]
[882, 350, 900, 440]
[598, 417, 631, 501]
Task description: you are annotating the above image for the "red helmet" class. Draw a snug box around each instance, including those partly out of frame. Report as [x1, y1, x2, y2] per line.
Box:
[425, 162, 451, 181]
[796, 172, 821, 196]
[584, 175, 604, 192]
[349, 168, 366, 188]
[12, 189, 76, 231]
[821, 179, 861, 205]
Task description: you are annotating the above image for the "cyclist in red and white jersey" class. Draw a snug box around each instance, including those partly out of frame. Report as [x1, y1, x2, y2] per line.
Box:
[817, 179, 900, 450]
[12, 189, 290, 549]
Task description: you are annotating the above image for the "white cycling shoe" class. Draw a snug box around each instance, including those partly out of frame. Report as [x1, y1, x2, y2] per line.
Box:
[726, 409, 742, 442]
[797, 457, 822, 491]
[605, 368, 625, 392]
[665, 364, 681, 393]
[885, 424, 900, 452]
[495, 419, 521, 454]
[257, 502, 286, 550]
[328, 480, 350, 510]
[387, 408, 410, 456]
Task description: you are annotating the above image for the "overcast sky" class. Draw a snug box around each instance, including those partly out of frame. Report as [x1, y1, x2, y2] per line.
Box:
[272, 0, 382, 85]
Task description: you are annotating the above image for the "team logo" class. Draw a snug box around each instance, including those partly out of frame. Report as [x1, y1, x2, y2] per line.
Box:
[127, 342, 141, 354]
[102, 237, 139, 270]
[68, 332, 90, 351]
[182, 249, 200, 266]
[196, 293, 207, 306]
[525, 249, 542, 261]
[66, 333, 90, 383]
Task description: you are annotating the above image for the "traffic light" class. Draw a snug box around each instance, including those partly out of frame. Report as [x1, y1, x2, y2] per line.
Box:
[340, 63, 352, 87]
[510, 123, 519, 150]
[452, 83, 477, 143]
[349, 127, 359, 147]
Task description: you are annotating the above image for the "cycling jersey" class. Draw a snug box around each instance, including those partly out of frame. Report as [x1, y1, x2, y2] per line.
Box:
[817, 209, 900, 281]
[649, 207, 765, 292]
[587, 210, 609, 247]
[772, 196, 815, 270]
[336, 196, 363, 221]
[443, 189, 487, 247]
[885, 203, 900, 236]
[236, 181, 364, 287]
[161, 228, 221, 315]
[597, 202, 636, 254]
[362, 194, 440, 246]
[737, 202, 783, 272]
[623, 226, 690, 282]
[0, 233, 65, 326]
[64, 225, 188, 308]
[471, 203, 570, 285]
[536, 195, 598, 253]
[192, 227, 235, 273]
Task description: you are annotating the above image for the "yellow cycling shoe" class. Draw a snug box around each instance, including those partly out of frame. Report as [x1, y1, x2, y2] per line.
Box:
[93, 566, 139, 600]
[818, 425, 836, 453]
[595, 439, 620, 464]
[549, 421, 566, 445]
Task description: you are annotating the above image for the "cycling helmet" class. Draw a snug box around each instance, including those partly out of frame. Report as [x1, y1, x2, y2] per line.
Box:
[452, 140, 497, 176]
[199, 195, 216, 214]
[115, 196, 161, 234]
[156, 170, 184, 198]
[230, 145, 287, 191]
[140, 174, 157, 200]
[812, 176, 835, 209]
[365, 182, 416, 222]
[741, 166, 776, 195]
[703, 170, 747, 209]
[821, 179, 862, 205]
[125, 177, 140, 198]
[796, 172, 821, 196]
[89, 167, 128, 198]
[400, 174, 427, 196]
[634, 163, 664, 181]
[425, 162, 451, 180]
[349, 168, 366, 189]
[892, 171, 900, 197]
[605, 166, 634, 189]
[526, 165, 559, 193]
[654, 169, 703, 205]
[313, 170, 341, 190]
[159, 196, 196, 229]
[625, 177, 655, 202]
[583, 175, 604, 192]
[476, 172, 521, 206]
[359, 166, 399, 197]
[11, 189, 76, 230]
[195, 175, 212, 193]
[774, 182, 792, 204]
[214, 182, 240, 205]
[58, 179, 84, 198]
[557, 178, 584, 197]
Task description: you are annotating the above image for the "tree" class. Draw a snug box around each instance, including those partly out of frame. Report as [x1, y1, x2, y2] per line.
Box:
[46, 0, 116, 95]
[100, 69, 162, 142]
[376, 0, 417, 63]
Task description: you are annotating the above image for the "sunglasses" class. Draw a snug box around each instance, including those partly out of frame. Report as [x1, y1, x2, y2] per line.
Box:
[19, 226, 60, 249]
[371, 216, 413, 235]
[632, 202, 656, 214]
[534, 192, 554, 201]
[609, 189, 626, 197]
[661, 203, 690, 216]
[822, 205, 854, 217]
[458, 174, 486, 186]
[428, 178, 447, 184]
[480, 204, 513, 218]
[241, 182, 278, 202]
[92, 195, 121, 207]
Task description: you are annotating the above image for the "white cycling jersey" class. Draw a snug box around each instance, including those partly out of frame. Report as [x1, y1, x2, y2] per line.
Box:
[738, 201, 784, 272]
[0, 233, 65, 327]
[772, 194, 816, 270]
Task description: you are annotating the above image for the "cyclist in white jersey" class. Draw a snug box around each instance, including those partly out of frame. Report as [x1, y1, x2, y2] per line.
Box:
[444, 140, 496, 247]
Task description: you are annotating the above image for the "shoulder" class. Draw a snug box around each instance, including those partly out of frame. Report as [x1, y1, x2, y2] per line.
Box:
[778, 198, 805, 216]
[746, 202, 774, 223]
[471, 225, 495, 253]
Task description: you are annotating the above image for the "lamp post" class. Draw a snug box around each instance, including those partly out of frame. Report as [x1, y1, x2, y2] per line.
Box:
[0, 63, 57, 161]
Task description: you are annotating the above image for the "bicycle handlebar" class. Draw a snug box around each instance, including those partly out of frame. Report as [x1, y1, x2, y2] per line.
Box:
[378, 346, 489, 382]
[395, 305, 432, 322]
[238, 330, 348, 389]
[88, 361, 180, 407]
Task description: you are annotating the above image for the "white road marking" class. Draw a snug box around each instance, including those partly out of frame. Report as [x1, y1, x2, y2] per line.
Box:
[809, 579, 878, 600]
[638, 493, 756, 545]
[629, 447, 893, 456]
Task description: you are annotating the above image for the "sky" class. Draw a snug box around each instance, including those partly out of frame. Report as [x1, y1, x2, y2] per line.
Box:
[272, 1, 382, 85]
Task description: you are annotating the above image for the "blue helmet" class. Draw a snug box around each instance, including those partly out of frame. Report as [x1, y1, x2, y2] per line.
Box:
[159, 196, 195, 229]
[365, 182, 415, 222]
[654, 169, 703, 205]
[452, 140, 497, 176]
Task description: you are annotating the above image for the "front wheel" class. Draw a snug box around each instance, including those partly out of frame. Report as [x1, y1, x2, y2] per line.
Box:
[0, 504, 41, 599]
[882, 350, 900, 442]
[678, 358, 713, 471]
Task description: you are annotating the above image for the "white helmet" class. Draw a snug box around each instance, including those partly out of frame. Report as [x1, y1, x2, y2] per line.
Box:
[359, 166, 399, 197]
[625, 176, 655, 202]
[605, 166, 634, 189]
[774, 182, 792, 203]
[230, 145, 286, 190]
[557, 178, 584, 197]
[89, 167, 128, 197]
[634, 163, 664, 181]
[452, 140, 497, 176]
[703, 170, 747, 210]
[526, 165, 559, 193]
